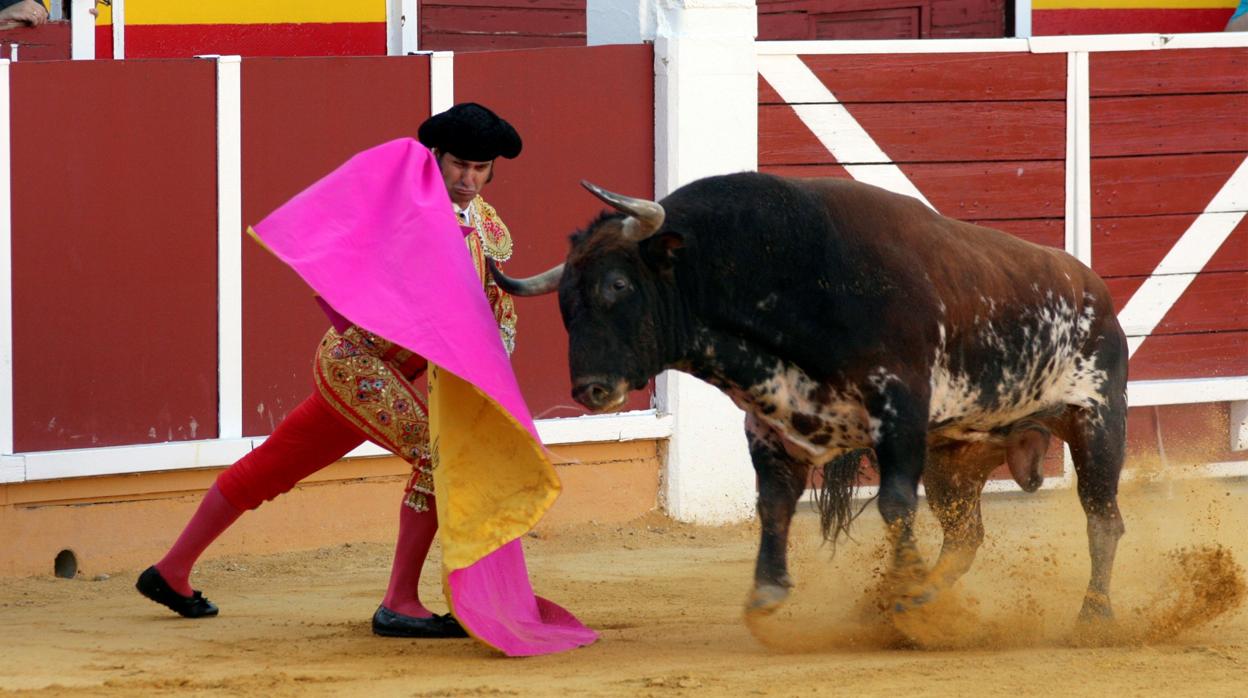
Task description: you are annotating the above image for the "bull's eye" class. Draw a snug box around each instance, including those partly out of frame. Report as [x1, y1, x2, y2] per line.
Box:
[600, 271, 633, 305]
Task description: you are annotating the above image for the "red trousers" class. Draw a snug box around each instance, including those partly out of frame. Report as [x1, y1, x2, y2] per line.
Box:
[216, 391, 368, 511]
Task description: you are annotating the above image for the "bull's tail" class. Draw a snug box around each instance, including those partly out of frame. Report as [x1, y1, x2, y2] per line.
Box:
[811, 448, 878, 549]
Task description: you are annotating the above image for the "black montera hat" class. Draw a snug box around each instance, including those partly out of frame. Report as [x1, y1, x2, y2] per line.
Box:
[418, 103, 522, 161]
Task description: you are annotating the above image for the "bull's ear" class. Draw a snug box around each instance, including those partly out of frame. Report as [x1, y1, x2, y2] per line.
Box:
[640, 231, 685, 270]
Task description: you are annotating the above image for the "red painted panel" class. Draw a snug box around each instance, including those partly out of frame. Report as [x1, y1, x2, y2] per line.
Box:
[10, 61, 218, 452]
[425, 0, 582, 7]
[0, 22, 70, 60]
[1091, 48, 1248, 97]
[422, 6, 584, 35]
[1033, 9, 1236, 37]
[810, 8, 926, 39]
[1091, 93, 1248, 158]
[1106, 272, 1248, 336]
[1092, 153, 1247, 219]
[453, 45, 654, 416]
[904, 160, 1065, 221]
[418, 32, 582, 51]
[1093, 214, 1248, 279]
[760, 162, 854, 180]
[113, 23, 386, 59]
[757, 0, 1006, 40]
[1126, 403, 1248, 469]
[1127, 331, 1248, 381]
[976, 218, 1064, 249]
[775, 53, 1065, 104]
[760, 101, 1063, 164]
[928, 0, 1006, 35]
[760, 161, 1064, 220]
[418, 0, 585, 51]
[240, 56, 432, 436]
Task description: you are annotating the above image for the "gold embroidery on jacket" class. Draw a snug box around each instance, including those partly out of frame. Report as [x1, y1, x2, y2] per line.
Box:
[313, 326, 434, 512]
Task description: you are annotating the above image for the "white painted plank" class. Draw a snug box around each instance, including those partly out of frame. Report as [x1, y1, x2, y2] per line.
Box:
[1128, 376, 1248, 407]
[216, 57, 244, 441]
[757, 39, 1031, 55]
[1119, 157, 1248, 356]
[0, 61, 10, 457]
[757, 54, 936, 211]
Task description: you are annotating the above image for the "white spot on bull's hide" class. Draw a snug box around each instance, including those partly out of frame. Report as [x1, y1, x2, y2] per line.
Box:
[757, 293, 779, 311]
[869, 416, 883, 442]
[929, 293, 1109, 434]
[868, 367, 902, 418]
[726, 361, 872, 464]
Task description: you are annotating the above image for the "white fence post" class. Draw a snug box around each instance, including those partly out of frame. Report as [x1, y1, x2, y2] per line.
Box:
[590, 0, 759, 523]
[429, 51, 454, 113]
[387, 0, 419, 55]
[111, 0, 125, 60]
[70, 0, 95, 60]
[0, 60, 11, 457]
[216, 56, 243, 440]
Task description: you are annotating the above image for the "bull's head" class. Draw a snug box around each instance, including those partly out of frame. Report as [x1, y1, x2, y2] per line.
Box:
[489, 181, 684, 413]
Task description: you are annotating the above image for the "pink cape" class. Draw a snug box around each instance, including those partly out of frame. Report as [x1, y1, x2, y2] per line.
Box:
[252, 138, 596, 656]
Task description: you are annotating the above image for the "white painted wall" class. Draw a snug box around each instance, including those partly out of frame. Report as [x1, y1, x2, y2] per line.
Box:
[590, 0, 762, 523]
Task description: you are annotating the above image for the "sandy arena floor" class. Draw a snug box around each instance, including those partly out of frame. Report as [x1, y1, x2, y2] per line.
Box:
[1, 475, 1245, 697]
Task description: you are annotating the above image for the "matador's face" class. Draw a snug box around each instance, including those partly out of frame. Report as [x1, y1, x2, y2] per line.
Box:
[436, 151, 494, 208]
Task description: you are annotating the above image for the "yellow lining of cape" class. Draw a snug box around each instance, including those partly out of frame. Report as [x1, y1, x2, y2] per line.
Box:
[428, 364, 562, 573]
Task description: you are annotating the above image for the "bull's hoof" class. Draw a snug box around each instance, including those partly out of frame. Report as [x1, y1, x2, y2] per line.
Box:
[1070, 592, 1120, 646]
[1076, 591, 1114, 622]
[745, 584, 790, 616]
[887, 586, 984, 650]
[890, 588, 936, 615]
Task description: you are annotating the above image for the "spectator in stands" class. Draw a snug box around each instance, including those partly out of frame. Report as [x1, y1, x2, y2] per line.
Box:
[1227, 0, 1248, 31]
[136, 104, 525, 640]
[0, 0, 47, 29]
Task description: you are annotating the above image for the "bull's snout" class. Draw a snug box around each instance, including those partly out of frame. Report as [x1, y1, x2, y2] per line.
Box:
[572, 378, 628, 413]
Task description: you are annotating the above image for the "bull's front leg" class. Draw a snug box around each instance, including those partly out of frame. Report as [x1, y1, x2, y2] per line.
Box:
[869, 390, 931, 615]
[744, 416, 809, 615]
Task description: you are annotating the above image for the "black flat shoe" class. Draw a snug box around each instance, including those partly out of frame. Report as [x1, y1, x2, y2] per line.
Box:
[135, 566, 218, 618]
[372, 606, 468, 638]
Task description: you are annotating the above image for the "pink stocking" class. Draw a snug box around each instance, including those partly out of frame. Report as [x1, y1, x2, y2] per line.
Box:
[154, 483, 243, 597]
[380, 497, 440, 617]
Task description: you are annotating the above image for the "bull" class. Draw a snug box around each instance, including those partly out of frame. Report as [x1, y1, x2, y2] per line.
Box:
[492, 173, 1127, 634]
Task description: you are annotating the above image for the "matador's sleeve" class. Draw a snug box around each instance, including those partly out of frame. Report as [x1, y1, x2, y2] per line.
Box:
[476, 198, 518, 355]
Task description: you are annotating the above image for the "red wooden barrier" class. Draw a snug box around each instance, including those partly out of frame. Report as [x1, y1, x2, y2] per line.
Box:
[239, 56, 433, 436]
[759, 51, 1067, 247]
[1090, 49, 1248, 383]
[10, 60, 219, 452]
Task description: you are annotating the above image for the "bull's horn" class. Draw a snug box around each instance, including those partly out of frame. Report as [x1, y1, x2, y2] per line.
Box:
[581, 180, 665, 241]
[487, 258, 564, 297]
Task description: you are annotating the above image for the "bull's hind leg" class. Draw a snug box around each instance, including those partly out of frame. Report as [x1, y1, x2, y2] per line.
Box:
[745, 416, 808, 613]
[1062, 391, 1127, 622]
[922, 444, 996, 593]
